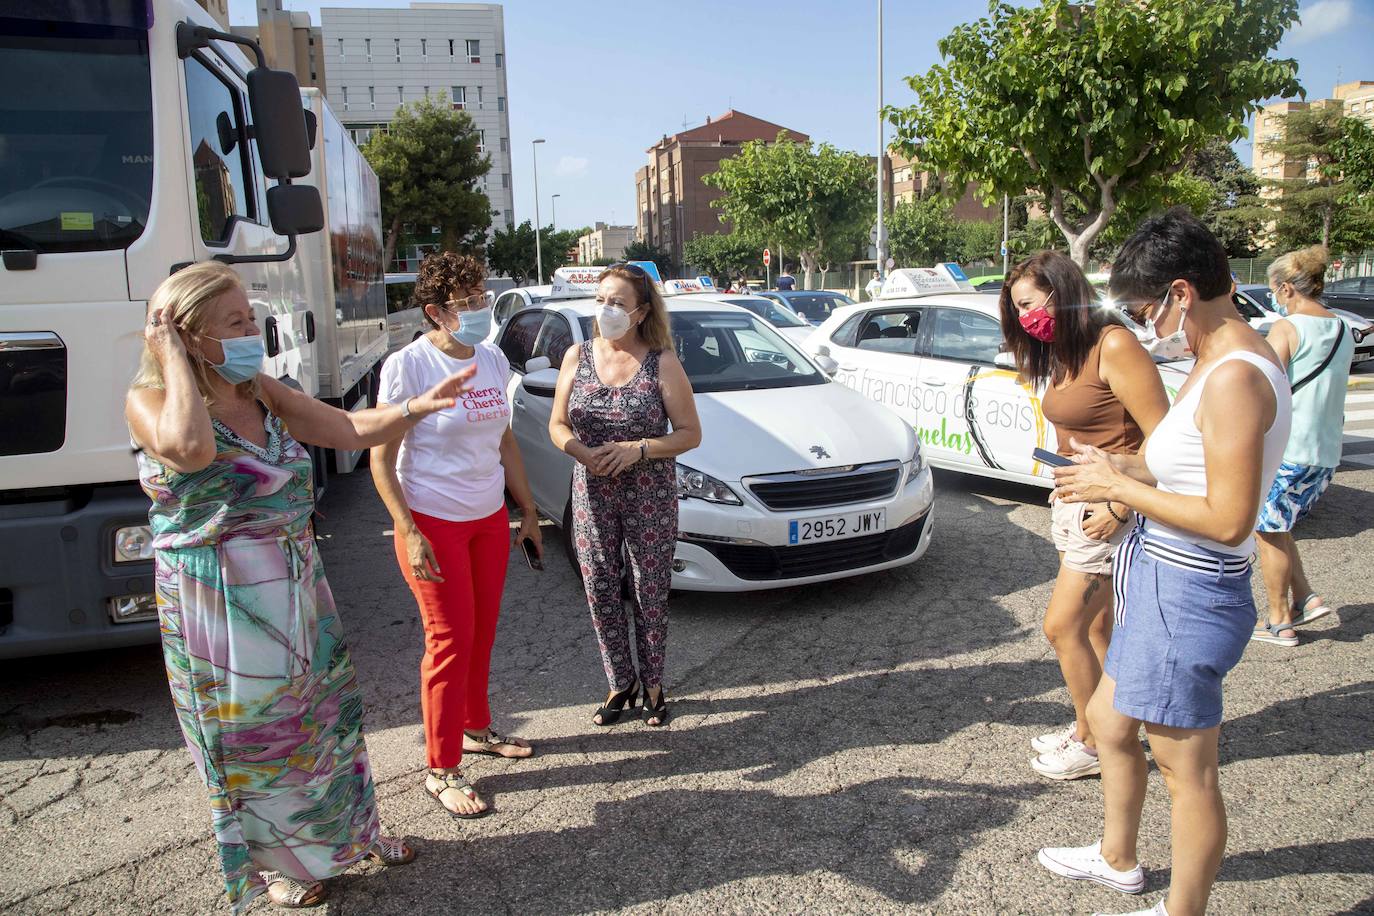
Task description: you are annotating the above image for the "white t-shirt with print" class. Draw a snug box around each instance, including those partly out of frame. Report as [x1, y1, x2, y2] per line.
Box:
[379, 337, 511, 522]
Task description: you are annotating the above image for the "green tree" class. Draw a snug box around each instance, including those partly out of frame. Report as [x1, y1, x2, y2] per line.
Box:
[1264, 106, 1347, 249]
[487, 222, 582, 284]
[887, 0, 1301, 267]
[1181, 137, 1265, 258]
[703, 133, 873, 289]
[683, 231, 761, 285]
[1334, 117, 1374, 196]
[622, 239, 673, 278]
[953, 220, 1003, 265]
[362, 92, 493, 267]
[887, 195, 957, 266]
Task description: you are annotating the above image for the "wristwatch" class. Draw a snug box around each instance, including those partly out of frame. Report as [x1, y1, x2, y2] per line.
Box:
[639, 439, 649, 461]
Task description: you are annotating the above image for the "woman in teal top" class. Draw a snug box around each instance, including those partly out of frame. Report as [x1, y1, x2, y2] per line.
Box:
[127, 262, 477, 911]
[1253, 245, 1353, 647]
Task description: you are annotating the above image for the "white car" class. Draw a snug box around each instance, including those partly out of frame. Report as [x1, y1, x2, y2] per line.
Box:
[689, 292, 816, 346]
[499, 268, 936, 591]
[1235, 283, 1374, 366]
[806, 266, 1191, 489]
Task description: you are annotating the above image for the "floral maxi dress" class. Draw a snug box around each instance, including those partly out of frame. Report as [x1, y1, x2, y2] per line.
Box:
[137, 412, 379, 913]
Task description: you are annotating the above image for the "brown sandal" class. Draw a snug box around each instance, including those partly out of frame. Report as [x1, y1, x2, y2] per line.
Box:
[462, 728, 534, 758]
[261, 871, 325, 908]
[367, 834, 416, 866]
[425, 769, 490, 819]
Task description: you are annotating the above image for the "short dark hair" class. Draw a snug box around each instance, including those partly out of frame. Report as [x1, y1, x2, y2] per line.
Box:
[1109, 207, 1230, 306]
[414, 251, 486, 328]
[999, 250, 1110, 387]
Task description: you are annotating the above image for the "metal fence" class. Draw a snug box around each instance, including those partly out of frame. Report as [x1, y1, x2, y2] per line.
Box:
[1229, 250, 1373, 284]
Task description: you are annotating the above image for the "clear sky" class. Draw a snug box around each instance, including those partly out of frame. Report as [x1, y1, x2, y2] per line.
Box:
[228, 0, 1374, 234]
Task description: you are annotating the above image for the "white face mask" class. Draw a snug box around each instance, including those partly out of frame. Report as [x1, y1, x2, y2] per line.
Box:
[1140, 291, 1192, 360]
[596, 303, 638, 341]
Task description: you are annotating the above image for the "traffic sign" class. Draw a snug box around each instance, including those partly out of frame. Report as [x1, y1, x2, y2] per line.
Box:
[763, 248, 771, 267]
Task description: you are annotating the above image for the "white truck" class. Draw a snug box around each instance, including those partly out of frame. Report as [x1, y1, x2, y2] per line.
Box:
[0, 1, 386, 658]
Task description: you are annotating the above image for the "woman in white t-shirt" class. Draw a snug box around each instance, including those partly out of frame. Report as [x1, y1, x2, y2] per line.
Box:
[371, 252, 542, 820]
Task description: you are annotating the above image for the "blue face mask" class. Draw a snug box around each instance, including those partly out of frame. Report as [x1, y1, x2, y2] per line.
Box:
[450, 306, 492, 346]
[206, 333, 265, 383]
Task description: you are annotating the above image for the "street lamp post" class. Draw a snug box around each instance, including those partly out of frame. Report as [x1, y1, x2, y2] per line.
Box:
[875, 0, 886, 283]
[551, 193, 560, 232]
[532, 138, 546, 285]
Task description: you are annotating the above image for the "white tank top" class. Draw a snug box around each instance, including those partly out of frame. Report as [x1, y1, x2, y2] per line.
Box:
[1143, 351, 1292, 556]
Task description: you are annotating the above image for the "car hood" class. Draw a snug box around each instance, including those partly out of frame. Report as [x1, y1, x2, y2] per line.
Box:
[686, 382, 913, 481]
[776, 325, 816, 345]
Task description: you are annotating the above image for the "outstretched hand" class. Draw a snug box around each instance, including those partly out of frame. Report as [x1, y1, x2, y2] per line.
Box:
[409, 366, 478, 416]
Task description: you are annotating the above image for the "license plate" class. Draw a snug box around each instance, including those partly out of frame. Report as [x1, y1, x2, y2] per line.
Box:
[789, 509, 887, 545]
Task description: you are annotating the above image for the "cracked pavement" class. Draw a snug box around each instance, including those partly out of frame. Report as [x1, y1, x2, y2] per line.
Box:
[1, 467, 1371, 915]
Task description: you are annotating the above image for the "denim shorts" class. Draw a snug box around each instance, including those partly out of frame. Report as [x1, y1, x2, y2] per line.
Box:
[1105, 543, 1255, 730]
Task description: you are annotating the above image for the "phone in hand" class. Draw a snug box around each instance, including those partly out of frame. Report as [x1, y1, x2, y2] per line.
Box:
[520, 536, 543, 572]
[1032, 447, 1074, 469]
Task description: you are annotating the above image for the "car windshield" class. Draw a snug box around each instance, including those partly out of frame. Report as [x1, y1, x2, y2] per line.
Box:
[673, 312, 825, 392]
[0, 19, 154, 253]
[784, 292, 853, 323]
[719, 296, 810, 328]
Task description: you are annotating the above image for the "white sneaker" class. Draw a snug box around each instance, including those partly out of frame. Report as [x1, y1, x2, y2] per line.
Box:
[1092, 899, 1167, 916]
[1031, 738, 1101, 780]
[1031, 723, 1076, 754]
[1037, 840, 1145, 894]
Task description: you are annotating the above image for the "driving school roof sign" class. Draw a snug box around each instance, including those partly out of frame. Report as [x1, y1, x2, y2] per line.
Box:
[879, 263, 975, 300]
[547, 266, 604, 300]
[662, 277, 717, 296]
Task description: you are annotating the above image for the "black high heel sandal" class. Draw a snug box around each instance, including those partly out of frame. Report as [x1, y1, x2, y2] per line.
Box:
[593, 678, 640, 726]
[641, 685, 670, 728]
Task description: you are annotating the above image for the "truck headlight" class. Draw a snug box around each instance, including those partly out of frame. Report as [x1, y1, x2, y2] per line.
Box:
[903, 441, 926, 485]
[113, 525, 154, 564]
[675, 463, 742, 505]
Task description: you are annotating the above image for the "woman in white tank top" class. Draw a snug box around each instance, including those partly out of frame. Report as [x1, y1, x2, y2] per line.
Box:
[1036, 211, 1292, 916]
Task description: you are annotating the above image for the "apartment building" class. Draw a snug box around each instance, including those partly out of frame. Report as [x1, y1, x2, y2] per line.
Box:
[635, 111, 809, 270]
[1252, 80, 1374, 193]
[231, 1, 326, 93]
[321, 3, 515, 233]
[577, 223, 636, 265]
[885, 148, 999, 222]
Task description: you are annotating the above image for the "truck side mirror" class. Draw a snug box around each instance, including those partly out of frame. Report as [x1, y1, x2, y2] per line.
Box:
[246, 68, 311, 179]
[267, 185, 323, 236]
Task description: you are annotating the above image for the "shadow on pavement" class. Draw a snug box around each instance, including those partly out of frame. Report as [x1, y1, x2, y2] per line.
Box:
[1298, 480, 1374, 539]
[1222, 679, 1374, 763]
[332, 775, 1049, 914]
[1219, 837, 1374, 881]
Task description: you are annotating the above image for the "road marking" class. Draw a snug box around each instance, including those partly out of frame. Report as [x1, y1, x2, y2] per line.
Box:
[1347, 392, 1374, 405]
[1343, 453, 1374, 469]
[1344, 408, 1374, 423]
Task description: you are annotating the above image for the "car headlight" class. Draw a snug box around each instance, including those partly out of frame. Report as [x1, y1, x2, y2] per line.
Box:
[676, 463, 742, 505]
[903, 441, 926, 485]
[113, 524, 154, 564]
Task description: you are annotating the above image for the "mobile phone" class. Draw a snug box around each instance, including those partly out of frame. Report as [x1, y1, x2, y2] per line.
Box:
[520, 536, 543, 572]
[1032, 447, 1074, 468]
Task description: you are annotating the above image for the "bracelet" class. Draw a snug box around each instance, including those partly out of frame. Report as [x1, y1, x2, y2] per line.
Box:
[1106, 501, 1127, 523]
[400, 398, 415, 419]
[639, 439, 648, 461]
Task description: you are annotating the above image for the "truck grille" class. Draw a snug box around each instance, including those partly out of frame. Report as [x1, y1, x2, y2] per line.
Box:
[747, 465, 900, 511]
[691, 512, 927, 581]
[0, 332, 66, 457]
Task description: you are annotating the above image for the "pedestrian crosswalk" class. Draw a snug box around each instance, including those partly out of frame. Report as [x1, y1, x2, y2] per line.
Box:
[1340, 384, 1374, 470]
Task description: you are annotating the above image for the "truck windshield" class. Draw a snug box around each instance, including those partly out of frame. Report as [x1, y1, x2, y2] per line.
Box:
[0, 22, 154, 254]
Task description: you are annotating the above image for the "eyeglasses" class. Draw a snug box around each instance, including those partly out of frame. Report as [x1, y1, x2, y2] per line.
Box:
[443, 293, 489, 313]
[607, 261, 648, 278]
[1124, 289, 1172, 326]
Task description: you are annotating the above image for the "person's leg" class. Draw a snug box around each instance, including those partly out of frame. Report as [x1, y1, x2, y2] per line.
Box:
[1254, 530, 1296, 637]
[1144, 722, 1225, 916]
[574, 478, 636, 696]
[1088, 675, 1148, 871]
[1284, 533, 1317, 610]
[1043, 560, 1114, 748]
[622, 501, 675, 697]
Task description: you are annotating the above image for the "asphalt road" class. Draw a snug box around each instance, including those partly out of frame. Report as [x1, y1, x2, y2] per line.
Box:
[2, 462, 1371, 915]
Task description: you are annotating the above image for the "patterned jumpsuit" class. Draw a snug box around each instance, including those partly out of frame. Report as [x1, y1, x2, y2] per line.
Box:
[568, 341, 678, 691]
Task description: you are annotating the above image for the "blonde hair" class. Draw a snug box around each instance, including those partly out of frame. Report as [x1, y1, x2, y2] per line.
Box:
[130, 261, 257, 404]
[596, 265, 674, 352]
[1267, 245, 1329, 300]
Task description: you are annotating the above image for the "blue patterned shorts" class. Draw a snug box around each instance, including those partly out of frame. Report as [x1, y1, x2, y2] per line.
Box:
[1256, 461, 1335, 533]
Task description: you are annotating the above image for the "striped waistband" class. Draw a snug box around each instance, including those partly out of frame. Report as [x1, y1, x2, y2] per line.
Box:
[1112, 524, 1251, 627]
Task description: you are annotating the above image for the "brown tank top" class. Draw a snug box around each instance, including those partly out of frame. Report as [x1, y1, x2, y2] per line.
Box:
[1042, 325, 1144, 458]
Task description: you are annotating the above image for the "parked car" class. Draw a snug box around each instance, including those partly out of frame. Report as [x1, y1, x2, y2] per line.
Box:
[804, 267, 1191, 490]
[499, 268, 936, 591]
[1235, 283, 1374, 366]
[493, 284, 551, 329]
[1322, 275, 1374, 320]
[385, 272, 424, 350]
[691, 293, 815, 346]
[756, 290, 857, 326]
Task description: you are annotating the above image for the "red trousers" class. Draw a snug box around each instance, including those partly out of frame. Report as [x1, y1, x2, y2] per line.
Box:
[395, 507, 510, 768]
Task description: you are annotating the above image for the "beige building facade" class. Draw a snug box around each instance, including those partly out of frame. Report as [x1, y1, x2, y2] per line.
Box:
[577, 223, 636, 265]
[1253, 81, 1374, 192]
[231, 2, 326, 93]
[884, 148, 999, 222]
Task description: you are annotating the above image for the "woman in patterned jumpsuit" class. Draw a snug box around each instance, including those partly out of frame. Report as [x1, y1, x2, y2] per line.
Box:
[549, 264, 701, 727]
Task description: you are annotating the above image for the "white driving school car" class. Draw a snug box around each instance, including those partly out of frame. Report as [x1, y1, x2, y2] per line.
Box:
[805, 265, 1191, 489]
[499, 267, 936, 591]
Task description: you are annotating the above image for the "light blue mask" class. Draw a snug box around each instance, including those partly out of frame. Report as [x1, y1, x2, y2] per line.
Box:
[450, 306, 492, 346]
[207, 333, 265, 383]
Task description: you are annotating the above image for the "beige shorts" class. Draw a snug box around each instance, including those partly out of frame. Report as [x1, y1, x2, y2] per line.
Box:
[1051, 498, 1135, 575]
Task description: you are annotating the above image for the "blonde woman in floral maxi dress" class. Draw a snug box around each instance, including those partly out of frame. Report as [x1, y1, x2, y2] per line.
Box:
[127, 262, 477, 912]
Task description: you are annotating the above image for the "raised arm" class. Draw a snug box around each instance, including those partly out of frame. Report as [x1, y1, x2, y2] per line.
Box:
[126, 306, 216, 473]
[258, 366, 476, 451]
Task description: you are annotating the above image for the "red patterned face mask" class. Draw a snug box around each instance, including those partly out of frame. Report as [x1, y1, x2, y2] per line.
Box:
[1019, 305, 1055, 342]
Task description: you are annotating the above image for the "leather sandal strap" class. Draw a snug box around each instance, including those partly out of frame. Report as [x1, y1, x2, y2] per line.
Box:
[370, 835, 411, 864]
[429, 770, 476, 798]
[260, 871, 319, 906]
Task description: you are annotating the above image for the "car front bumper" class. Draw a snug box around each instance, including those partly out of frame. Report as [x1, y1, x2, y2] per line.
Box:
[669, 466, 935, 591]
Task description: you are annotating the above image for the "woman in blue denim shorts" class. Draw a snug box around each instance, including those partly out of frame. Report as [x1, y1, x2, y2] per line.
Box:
[1039, 211, 1293, 916]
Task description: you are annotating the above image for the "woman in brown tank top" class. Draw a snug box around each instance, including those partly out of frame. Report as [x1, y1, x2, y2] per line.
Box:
[998, 252, 1168, 782]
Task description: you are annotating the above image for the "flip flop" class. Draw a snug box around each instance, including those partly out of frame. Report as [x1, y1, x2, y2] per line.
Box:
[1290, 593, 1332, 627]
[1251, 619, 1299, 647]
[425, 770, 490, 819]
